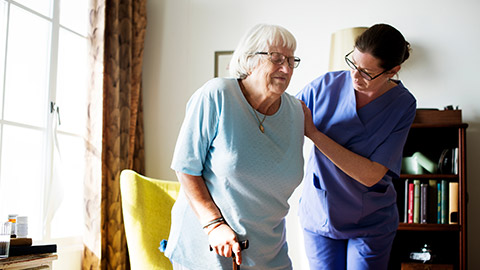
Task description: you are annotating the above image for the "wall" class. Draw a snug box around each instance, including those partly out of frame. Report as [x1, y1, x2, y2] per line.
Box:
[142, 0, 480, 269]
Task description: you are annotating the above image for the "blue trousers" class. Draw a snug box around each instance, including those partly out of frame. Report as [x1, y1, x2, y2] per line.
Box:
[303, 229, 396, 270]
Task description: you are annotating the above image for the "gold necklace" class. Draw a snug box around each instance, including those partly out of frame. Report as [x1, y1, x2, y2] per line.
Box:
[239, 79, 267, 133]
[252, 109, 267, 133]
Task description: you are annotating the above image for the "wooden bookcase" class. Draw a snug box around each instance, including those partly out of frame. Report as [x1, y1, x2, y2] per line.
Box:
[389, 113, 468, 270]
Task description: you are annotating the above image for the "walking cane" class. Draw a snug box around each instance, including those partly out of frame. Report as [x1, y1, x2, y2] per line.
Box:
[232, 240, 249, 270]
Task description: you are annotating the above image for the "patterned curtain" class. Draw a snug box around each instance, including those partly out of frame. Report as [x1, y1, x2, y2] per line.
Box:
[84, 0, 147, 269]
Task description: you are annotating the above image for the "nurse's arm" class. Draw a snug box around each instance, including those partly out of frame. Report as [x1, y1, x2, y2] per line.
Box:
[175, 171, 243, 264]
[300, 102, 388, 187]
[305, 130, 388, 187]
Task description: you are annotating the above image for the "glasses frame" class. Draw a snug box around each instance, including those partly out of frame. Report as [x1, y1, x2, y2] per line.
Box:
[254, 52, 301, 69]
[344, 50, 387, 81]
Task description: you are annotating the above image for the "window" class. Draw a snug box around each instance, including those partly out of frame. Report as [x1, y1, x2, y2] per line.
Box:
[0, 0, 88, 246]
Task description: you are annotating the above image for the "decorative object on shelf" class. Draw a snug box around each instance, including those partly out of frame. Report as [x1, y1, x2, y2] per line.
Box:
[409, 244, 434, 263]
[402, 156, 424, 174]
[412, 152, 437, 173]
[438, 148, 458, 174]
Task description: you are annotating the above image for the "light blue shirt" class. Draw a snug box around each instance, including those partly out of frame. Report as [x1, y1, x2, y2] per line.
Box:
[166, 78, 304, 270]
[296, 71, 416, 239]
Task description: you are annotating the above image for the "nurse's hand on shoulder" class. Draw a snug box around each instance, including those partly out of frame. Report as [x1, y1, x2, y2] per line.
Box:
[207, 223, 242, 265]
[299, 101, 317, 138]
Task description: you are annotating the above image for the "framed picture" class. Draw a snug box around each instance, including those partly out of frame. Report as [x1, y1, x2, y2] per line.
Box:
[214, 50, 234, 77]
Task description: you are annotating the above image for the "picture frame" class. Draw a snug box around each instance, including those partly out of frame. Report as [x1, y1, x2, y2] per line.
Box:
[214, 50, 234, 78]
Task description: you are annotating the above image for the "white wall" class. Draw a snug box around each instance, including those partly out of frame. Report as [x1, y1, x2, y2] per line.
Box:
[142, 0, 480, 269]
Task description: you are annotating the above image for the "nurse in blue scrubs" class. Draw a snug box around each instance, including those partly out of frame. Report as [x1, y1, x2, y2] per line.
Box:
[296, 24, 417, 270]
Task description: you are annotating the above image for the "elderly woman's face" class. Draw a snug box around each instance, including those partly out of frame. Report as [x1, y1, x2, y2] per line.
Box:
[249, 45, 295, 95]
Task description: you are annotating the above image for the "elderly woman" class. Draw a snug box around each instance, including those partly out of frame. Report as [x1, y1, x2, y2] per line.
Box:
[164, 24, 304, 269]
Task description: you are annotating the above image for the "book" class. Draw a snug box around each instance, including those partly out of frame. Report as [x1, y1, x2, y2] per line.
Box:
[437, 182, 441, 224]
[413, 180, 421, 223]
[420, 183, 428, 224]
[428, 180, 438, 223]
[10, 237, 32, 246]
[441, 180, 449, 224]
[449, 182, 459, 224]
[453, 147, 459, 175]
[408, 183, 414, 223]
[9, 244, 57, 256]
[404, 179, 409, 223]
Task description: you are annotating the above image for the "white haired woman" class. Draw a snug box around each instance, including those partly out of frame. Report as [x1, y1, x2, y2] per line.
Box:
[164, 24, 304, 270]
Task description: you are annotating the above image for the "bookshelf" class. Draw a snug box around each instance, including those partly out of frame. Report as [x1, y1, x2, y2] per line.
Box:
[389, 111, 467, 270]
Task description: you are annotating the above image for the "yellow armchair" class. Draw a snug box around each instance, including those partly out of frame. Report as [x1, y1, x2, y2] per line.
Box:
[120, 169, 181, 270]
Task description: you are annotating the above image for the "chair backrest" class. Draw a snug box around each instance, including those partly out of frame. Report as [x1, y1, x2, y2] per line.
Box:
[120, 169, 181, 270]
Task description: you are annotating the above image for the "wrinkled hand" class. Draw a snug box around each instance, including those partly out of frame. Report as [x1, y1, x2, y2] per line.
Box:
[208, 224, 242, 265]
[300, 101, 316, 138]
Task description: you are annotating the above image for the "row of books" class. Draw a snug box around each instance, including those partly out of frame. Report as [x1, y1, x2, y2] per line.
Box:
[403, 179, 458, 224]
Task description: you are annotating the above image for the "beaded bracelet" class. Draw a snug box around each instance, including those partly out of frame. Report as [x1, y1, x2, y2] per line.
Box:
[202, 217, 225, 229]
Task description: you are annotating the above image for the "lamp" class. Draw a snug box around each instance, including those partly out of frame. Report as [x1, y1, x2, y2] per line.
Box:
[328, 27, 368, 71]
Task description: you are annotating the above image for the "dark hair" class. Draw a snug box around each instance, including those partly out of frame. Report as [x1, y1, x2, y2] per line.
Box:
[355, 23, 411, 71]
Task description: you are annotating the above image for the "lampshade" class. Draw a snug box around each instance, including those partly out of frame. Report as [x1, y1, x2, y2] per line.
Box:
[328, 27, 368, 71]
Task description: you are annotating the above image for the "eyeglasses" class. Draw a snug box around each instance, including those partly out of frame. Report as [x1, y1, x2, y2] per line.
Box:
[255, 52, 301, 68]
[344, 50, 387, 81]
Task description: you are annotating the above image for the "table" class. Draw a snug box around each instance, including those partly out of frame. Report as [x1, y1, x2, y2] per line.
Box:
[401, 262, 454, 270]
[0, 253, 57, 269]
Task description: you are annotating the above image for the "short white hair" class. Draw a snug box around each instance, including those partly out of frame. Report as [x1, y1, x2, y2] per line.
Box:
[229, 24, 297, 79]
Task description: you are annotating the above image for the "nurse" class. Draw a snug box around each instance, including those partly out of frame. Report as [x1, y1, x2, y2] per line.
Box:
[296, 23, 417, 270]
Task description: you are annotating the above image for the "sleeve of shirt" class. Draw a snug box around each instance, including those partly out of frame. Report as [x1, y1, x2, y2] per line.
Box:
[171, 86, 220, 176]
[371, 99, 417, 178]
[296, 77, 321, 112]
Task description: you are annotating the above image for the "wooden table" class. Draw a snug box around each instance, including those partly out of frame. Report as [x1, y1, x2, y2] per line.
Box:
[0, 253, 57, 269]
[401, 262, 454, 270]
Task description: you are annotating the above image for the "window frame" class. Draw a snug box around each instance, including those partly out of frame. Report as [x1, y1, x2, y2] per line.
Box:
[0, 0, 87, 246]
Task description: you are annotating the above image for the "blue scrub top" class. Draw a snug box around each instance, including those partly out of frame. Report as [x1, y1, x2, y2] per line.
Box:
[296, 71, 416, 239]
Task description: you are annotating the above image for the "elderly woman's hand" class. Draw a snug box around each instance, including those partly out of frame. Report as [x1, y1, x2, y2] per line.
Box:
[300, 101, 317, 138]
[207, 223, 242, 265]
